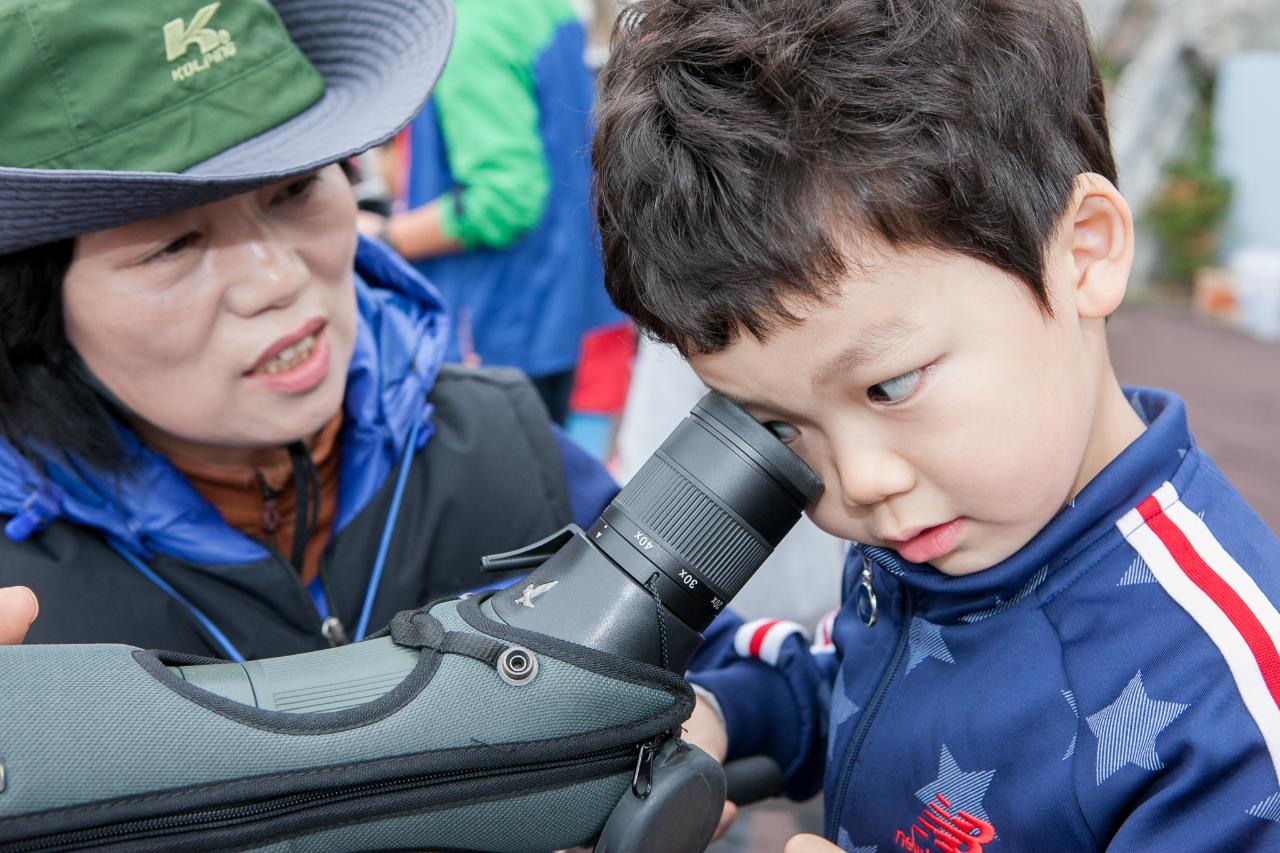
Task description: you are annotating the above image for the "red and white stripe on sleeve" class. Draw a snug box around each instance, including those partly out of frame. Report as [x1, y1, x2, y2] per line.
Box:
[1118, 481, 1280, 784]
[810, 609, 838, 654]
[734, 617, 809, 666]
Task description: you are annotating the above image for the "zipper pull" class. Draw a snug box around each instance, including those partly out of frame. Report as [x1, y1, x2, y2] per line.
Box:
[856, 553, 878, 627]
[632, 738, 662, 799]
[254, 471, 282, 535]
[321, 616, 349, 647]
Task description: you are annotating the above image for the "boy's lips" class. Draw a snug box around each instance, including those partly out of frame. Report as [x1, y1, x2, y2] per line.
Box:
[884, 517, 965, 564]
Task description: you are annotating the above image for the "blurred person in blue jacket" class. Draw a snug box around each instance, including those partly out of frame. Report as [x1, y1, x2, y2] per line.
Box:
[361, 0, 619, 424]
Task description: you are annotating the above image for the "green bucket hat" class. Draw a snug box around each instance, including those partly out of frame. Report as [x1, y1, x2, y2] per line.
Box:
[0, 0, 454, 254]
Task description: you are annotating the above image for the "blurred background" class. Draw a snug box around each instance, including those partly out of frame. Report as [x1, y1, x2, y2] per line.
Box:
[357, 0, 1280, 847]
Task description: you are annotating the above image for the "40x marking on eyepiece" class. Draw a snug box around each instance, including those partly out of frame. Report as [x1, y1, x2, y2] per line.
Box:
[633, 532, 654, 550]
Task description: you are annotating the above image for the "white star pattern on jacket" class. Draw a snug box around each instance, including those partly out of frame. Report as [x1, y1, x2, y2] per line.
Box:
[829, 667, 862, 730]
[906, 616, 955, 674]
[1086, 671, 1189, 784]
[914, 745, 997, 827]
[960, 565, 1050, 622]
[1250, 792, 1280, 823]
[1117, 556, 1157, 586]
[838, 831, 877, 853]
[1063, 689, 1079, 760]
[827, 668, 863, 763]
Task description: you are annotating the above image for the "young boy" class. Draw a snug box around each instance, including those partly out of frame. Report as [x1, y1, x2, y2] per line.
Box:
[593, 1, 1280, 850]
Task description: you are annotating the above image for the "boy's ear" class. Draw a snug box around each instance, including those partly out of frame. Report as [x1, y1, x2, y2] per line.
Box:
[1056, 172, 1135, 320]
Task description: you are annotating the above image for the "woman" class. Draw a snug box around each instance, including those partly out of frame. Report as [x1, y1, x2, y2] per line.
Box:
[0, 0, 615, 659]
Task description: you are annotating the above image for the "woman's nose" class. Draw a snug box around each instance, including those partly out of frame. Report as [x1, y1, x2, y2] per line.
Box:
[222, 233, 308, 316]
[832, 442, 915, 508]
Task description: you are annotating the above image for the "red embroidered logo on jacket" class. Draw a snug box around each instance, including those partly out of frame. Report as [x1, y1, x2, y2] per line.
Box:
[895, 794, 996, 853]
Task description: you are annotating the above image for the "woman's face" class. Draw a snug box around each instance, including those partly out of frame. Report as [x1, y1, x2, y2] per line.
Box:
[62, 165, 359, 465]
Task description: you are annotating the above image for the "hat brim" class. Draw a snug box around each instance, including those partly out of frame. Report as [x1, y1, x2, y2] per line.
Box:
[0, 0, 454, 255]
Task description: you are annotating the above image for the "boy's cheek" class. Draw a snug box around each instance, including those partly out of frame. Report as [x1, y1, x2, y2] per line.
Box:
[804, 501, 869, 544]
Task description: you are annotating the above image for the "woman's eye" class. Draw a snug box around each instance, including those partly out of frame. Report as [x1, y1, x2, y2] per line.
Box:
[763, 421, 800, 443]
[147, 232, 200, 262]
[867, 368, 923, 404]
[272, 174, 320, 205]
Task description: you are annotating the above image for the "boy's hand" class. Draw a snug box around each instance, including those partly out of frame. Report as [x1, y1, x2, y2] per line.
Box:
[683, 692, 728, 762]
[0, 586, 38, 644]
[785, 834, 843, 852]
[682, 693, 737, 840]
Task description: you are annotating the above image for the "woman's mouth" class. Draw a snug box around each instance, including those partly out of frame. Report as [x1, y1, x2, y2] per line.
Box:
[247, 319, 331, 394]
[257, 333, 318, 375]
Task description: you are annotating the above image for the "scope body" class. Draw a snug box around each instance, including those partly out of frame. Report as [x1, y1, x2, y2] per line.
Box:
[174, 392, 822, 707]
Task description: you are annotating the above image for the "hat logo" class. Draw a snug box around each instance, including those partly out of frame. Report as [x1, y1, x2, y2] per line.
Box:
[164, 3, 237, 83]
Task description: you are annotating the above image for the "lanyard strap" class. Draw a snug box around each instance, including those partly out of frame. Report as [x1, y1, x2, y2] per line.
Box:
[111, 416, 423, 660]
[353, 416, 421, 641]
[109, 538, 246, 663]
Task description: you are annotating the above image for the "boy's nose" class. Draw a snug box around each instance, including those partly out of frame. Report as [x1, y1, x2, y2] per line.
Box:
[832, 442, 915, 508]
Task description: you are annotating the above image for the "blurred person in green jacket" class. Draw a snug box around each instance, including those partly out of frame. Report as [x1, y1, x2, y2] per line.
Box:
[361, 0, 618, 424]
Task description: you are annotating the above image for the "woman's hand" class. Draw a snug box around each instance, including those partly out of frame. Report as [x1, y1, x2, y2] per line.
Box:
[785, 834, 843, 852]
[0, 586, 38, 644]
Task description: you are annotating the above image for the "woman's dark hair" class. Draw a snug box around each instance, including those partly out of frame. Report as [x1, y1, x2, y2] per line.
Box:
[0, 240, 130, 471]
[593, 0, 1118, 355]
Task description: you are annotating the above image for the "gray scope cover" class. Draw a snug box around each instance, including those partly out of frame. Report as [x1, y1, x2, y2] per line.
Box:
[0, 599, 691, 851]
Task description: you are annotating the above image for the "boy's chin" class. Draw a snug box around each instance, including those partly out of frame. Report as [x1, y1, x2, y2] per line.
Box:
[927, 549, 994, 576]
[928, 535, 1030, 576]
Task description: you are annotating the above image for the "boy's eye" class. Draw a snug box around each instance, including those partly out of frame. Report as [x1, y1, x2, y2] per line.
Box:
[867, 368, 923, 404]
[763, 421, 800, 443]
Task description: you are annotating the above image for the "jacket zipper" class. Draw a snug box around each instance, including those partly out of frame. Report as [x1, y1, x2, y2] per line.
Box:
[285, 441, 348, 646]
[258, 539, 336, 645]
[825, 585, 915, 841]
[11, 743, 645, 852]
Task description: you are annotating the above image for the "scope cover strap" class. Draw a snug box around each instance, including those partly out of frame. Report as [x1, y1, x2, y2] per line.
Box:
[388, 608, 506, 667]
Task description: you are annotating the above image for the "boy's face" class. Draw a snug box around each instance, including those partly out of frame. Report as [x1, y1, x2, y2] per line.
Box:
[689, 241, 1124, 575]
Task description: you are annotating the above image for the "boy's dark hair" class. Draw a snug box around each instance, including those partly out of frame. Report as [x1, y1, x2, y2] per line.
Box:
[0, 241, 130, 472]
[594, 0, 1117, 355]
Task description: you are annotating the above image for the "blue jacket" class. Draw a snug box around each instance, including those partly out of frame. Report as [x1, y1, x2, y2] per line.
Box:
[401, 1, 619, 378]
[692, 388, 1280, 850]
[0, 237, 617, 659]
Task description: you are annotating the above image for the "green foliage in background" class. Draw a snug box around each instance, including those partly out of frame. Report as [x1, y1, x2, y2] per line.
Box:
[1146, 78, 1233, 286]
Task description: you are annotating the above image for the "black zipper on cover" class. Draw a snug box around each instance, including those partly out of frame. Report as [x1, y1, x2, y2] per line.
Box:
[10, 744, 643, 852]
[825, 587, 914, 841]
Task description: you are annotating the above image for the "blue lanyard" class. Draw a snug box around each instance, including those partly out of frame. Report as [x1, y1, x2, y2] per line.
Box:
[108, 539, 247, 663]
[114, 417, 421, 661]
[353, 417, 420, 641]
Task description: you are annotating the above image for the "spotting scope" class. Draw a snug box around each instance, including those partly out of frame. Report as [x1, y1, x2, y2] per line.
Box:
[0, 392, 822, 852]
[172, 390, 822, 699]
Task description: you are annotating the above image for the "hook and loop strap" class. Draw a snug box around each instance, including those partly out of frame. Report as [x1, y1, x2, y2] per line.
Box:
[388, 608, 508, 667]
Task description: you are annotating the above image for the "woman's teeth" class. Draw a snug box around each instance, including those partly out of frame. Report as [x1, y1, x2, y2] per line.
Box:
[259, 333, 317, 375]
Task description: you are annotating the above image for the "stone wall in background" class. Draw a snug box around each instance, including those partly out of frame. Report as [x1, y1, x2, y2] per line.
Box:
[1086, 0, 1280, 288]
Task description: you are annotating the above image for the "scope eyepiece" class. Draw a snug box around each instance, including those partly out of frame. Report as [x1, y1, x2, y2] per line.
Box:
[587, 392, 823, 633]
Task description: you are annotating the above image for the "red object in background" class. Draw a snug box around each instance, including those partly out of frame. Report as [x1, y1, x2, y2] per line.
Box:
[569, 322, 637, 415]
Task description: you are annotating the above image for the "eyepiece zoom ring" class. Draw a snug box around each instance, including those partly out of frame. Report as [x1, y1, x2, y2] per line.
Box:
[615, 456, 770, 600]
